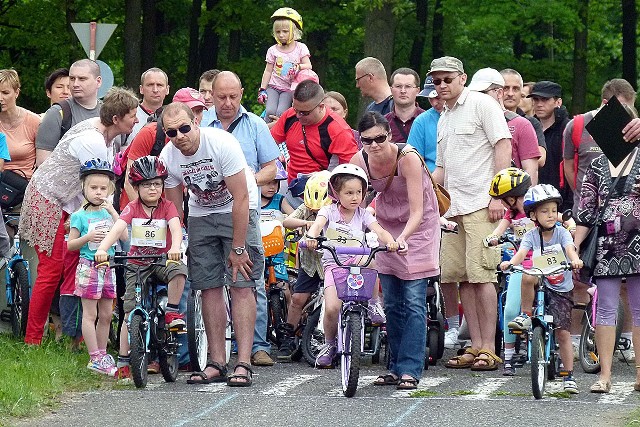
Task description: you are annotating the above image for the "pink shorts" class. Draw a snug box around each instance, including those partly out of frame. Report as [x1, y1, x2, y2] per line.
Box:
[74, 257, 116, 300]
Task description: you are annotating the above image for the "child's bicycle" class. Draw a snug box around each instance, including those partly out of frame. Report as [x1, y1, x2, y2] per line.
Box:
[504, 262, 573, 399]
[301, 236, 389, 398]
[98, 253, 182, 388]
[261, 220, 288, 346]
[0, 213, 32, 337]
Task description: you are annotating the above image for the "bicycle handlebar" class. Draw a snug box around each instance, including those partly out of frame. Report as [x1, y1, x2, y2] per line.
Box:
[96, 252, 180, 269]
[299, 236, 388, 268]
[502, 262, 573, 277]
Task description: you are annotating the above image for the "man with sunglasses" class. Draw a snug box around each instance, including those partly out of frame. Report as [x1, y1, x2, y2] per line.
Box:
[429, 56, 513, 371]
[385, 67, 424, 144]
[160, 101, 263, 387]
[355, 57, 393, 115]
[271, 80, 358, 208]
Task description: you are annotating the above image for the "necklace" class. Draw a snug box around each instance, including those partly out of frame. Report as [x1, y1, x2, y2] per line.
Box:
[0, 108, 24, 131]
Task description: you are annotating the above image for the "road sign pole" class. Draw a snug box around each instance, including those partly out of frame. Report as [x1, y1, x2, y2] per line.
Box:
[89, 21, 97, 61]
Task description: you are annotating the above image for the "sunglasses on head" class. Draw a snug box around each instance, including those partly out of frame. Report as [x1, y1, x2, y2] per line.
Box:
[360, 133, 388, 145]
[432, 75, 460, 86]
[165, 124, 192, 138]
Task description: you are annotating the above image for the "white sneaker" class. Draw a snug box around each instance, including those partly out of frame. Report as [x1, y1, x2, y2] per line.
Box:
[619, 347, 635, 362]
[444, 328, 459, 349]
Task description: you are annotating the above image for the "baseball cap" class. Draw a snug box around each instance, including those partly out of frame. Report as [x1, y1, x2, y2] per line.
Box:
[527, 81, 562, 98]
[468, 68, 505, 92]
[173, 88, 208, 110]
[418, 75, 438, 98]
[427, 56, 464, 75]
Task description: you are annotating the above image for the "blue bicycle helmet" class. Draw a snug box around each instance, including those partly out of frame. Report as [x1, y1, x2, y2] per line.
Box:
[80, 158, 115, 180]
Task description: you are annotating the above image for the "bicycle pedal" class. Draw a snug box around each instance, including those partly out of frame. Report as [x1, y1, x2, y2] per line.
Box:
[558, 370, 570, 377]
[509, 329, 524, 335]
[588, 352, 599, 363]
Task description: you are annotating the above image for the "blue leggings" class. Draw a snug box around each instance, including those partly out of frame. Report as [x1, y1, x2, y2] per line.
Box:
[595, 276, 640, 327]
[503, 272, 523, 345]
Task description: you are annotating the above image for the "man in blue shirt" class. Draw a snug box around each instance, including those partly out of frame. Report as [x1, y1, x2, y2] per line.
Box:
[407, 75, 444, 172]
[208, 70, 280, 366]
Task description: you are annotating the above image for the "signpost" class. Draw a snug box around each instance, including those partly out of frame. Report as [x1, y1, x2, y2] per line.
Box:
[71, 22, 117, 98]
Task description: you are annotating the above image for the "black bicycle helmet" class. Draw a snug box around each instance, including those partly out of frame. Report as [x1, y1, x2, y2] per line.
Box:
[128, 155, 169, 185]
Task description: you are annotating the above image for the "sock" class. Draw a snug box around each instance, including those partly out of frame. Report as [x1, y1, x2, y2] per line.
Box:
[117, 355, 130, 368]
[504, 347, 515, 362]
[98, 348, 107, 357]
[447, 316, 459, 330]
[89, 350, 101, 361]
[166, 304, 179, 312]
[523, 311, 532, 317]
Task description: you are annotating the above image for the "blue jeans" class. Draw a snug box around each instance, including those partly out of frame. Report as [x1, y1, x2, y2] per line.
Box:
[253, 272, 271, 354]
[503, 272, 522, 345]
[380, 274, 428, 380]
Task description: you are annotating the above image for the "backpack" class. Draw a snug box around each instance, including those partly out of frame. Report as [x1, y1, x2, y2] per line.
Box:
[54, 99, 73, 140]
[559, 114, 585, 189]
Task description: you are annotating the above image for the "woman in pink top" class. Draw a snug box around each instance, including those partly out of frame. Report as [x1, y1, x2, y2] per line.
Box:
[0, 69, 41, 180]
[351, 112, 440, 390]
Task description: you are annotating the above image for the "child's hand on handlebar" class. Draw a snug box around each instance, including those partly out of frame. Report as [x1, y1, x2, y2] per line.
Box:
[571, 259, 583, 272]
[94, 250, 108, 263]
[303, 237, 318, 250]
[484, 234, 499, 247]
[386, 241, 399, 252]
[499, 261, 512, 271]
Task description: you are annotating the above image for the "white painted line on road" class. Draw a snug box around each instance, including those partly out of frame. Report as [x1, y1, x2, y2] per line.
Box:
[325, 375, 379, 397]
[195, 383, 227, 393]
[172, 392, 238, 427]
[464, 378, 510, 400]
[390, 376, 449, 398]
[386, 400, 421, 427]
[598, 382, 635, 405]
[261, 374, 320, 396]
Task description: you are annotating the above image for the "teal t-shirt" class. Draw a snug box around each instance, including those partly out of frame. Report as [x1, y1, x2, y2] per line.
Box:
[69, 208, 115, 260]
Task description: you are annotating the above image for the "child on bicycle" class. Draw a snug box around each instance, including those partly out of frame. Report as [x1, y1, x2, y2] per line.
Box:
[276, 171, 330, 360]
[499, 184, 583, 393]
[303, 164, 399, 368]
[95, 156, 187, 381]
[67, 159, 126, 376]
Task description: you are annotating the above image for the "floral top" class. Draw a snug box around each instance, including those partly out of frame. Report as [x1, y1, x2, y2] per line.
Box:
[576, 153, 640, 277]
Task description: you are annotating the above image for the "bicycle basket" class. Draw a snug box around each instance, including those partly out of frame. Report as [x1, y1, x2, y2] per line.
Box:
[260, 220, 285, 257]
[333, 266, 377, 302]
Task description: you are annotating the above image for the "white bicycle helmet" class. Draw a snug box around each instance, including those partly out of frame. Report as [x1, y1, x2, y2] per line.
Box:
[523, 184, 563, 215]
[329, 164, 369, 200]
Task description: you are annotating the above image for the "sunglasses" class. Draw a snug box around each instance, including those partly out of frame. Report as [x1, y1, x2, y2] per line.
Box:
[432, 75, 461, 86]
[294, 100, 323, 116]
[360, 133, 388, 145]
[165, 124, 192, 138]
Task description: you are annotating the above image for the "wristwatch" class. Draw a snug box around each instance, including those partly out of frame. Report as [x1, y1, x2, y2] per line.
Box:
[233, 246, 246, 255]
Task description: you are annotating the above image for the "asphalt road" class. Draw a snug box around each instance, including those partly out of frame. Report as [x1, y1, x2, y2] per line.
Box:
[11, 348, 639, 427]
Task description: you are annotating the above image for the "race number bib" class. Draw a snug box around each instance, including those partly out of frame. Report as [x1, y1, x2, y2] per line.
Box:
[131, 218, 167, 248]
[325, 221, 365, 248]
[532, 244, 566, 285]
[512, 219, 535, 240]
[88, 219, 113, 251]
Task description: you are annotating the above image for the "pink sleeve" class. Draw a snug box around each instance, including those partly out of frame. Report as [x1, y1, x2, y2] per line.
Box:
[266, 45, 276, 64]
[296, 42, 310, 60]
[362, 208, 376, 228]
[503, 209, 512, 221]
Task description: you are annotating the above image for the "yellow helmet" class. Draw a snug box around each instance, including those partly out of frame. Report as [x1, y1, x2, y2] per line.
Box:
[271, 7, 303, 30]
[489, 167, 531, 199]
[304, 171, 331, 210]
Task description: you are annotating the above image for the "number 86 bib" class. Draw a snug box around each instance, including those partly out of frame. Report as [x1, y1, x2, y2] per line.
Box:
[131, 218, 167, 248]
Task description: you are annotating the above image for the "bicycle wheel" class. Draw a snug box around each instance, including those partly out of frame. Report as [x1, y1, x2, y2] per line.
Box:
[435, 311, 445, 360]
[158, 332, 179, 383]
[10, 261, 30, 337]
[531, 326, 547, 399]
[187, 290, 208, 372]
[342, 311, 363, 398]
[426, 328, 439, 368]
[269, 291, 287, 346]
[129, 314, 149, 388]
[225, 288, 232, 363]
[579, 305, 600, 374]
[301, 305, 324, 367]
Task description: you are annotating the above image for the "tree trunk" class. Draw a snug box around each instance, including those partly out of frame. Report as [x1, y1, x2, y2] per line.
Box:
[141, 0, 157, 70]
[65, 0, 78, 65]
[186, 0, 202, 87]
[306, 29, 328, 88]
[124, 0, 142, 89]
[571, 0, 588, 115]
[228, 29, 241, 63]
[432, 0, 444, 59]
[408, 0, 428, 76]
[200, 0, 220, 74]
[622, 0, 637, 89]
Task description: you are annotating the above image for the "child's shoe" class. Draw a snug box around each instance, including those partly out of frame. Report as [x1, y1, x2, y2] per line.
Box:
[165, 312, 187, 330]
[315, 340, 337, 368]
[368, 302, 386, 325]
[114, 365, 132, 384]
[502, 359, 516, 376]
[507, 313, 531, 330]
[87, 356, 117, 376]
[563, 375, 579, 394]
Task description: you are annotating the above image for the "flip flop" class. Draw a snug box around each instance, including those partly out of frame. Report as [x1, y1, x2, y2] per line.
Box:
[470, 349, 502, 371]
[590, 380, 612, 393]
[186, 361, 227, 384]
[227, 362, 254, 387]
[445, 347, 479, 369]
[374, 374, 399, 386]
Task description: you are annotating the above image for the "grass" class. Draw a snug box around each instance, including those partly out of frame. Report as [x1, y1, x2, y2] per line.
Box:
[492, 391, 530, 397]
[0, 334, 108, 421]
[545, 391, 572, 399]
[626, 406, 640, 426]
[448, 390, 477, 396]
[409, 390, 439, 398]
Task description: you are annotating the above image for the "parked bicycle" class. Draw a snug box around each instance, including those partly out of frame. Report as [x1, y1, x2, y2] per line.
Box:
[261, 220, 288, 346]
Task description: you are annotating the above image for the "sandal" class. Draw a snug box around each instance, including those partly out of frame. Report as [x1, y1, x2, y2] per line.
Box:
[186, 361, 227, 384]
[445, 347, 479, 369]
[227, 362, 253, 387]
[396, 377, 418, 390]
[470, 349, 502, 371]
[590, 380, 612, 393]
[374, 374, 399, 386]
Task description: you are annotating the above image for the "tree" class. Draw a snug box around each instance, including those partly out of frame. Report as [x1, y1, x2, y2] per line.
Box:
[124, 0, 142, 89]
[408, 0, 428, 76]
[571, 0, 588, 114]
[621, 0, 637, 89]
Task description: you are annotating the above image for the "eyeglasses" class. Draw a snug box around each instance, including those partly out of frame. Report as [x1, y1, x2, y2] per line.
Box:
[392, 84, 418, 91]
[360, 133, 389, 145]
[165, 124, 192, 138]
[140, 182, 163, 189]
[432, 75, 461, 86]
[294, 100, 323, 116]
[355, 73, 371, 82]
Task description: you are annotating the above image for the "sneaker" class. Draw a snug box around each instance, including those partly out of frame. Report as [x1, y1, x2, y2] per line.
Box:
[165, 312, 186, 330]
[87, 356, 117, 376]
[368, 302, 386, 325]
[444, 328, 459, 349]
[147, 360, 160, 374]
[251, 350, 275, 366]
[563, 376, 579, 394]
[114, 365, 132, 384]
[507, 313, 531, 330]
[502, 359, 516, 376]
[276, 337, 298, 361]
[315, 340, 337, 368]
[618, 347, 635, 362]
[102, 353, 116, 367]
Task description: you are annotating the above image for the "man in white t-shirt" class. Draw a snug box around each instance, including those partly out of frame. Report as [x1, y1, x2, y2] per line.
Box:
[160, 102, 262, 387]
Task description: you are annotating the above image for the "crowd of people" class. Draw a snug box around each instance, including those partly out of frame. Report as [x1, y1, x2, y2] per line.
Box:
[3, 6, 640, 395]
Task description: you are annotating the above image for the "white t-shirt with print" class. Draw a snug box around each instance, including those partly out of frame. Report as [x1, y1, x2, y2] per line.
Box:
[161, 127, 259, 217]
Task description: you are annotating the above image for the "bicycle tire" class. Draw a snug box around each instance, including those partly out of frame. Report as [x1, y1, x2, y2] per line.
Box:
[10, 261, 29, 337]
[158, 332, 179, 383]
[342, 311, 363, 398]
[187, 290, 208, 372]
[108, 309, 120, 352]
[426, 328, 439, 367]
[531, 326, 547, 399]
[301, 305, 324, 367]
[436, 311, 445, 360]
[129, 314, 149, 388]
[269, 291, 287, 346]
[579, 308, 599, 373]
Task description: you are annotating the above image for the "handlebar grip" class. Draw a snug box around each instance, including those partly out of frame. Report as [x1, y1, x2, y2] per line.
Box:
[298, 241, 308, 248]
[334, 247, 372, 255]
